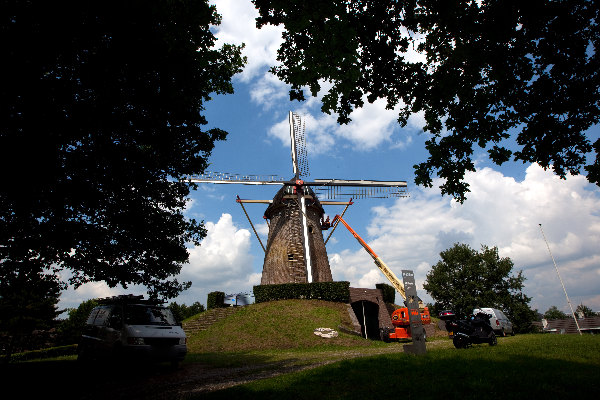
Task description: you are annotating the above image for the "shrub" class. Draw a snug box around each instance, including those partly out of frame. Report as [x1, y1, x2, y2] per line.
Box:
[253, 281, 350, 303]
[375, 283, 396, 304]
[207, 291, 225, 310]
[6, 344, 78, 363]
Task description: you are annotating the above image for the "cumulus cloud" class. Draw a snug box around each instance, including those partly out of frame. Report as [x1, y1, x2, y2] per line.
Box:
[210, 0, 284, 82]
[181, 213, 253, 284]
[267, 111, 338, 156]
[249, 71, 289, 109]
[328, 164, 600, 312]
[211, 1, 421, 154]
[167, 213, 260, 307]
[267, 99, 414, 156]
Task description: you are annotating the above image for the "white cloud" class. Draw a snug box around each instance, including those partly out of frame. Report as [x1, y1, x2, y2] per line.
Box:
[167, 213, 259, 307]
[328, 164, 600, 312]
[256, 222, 269, 238]
[182, 213, 253, 285]
[332, 99, 401, 150]
[210, 0, 284, 82]
[249, 71, 289, 109]
[211, 1, 428, 157]
[358, 269, 385, 288]
[267, 111, 338, 156]
[268, 99, 414, 156]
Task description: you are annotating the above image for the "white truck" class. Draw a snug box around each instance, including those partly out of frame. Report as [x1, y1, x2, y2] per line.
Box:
[77, 295, 187, 367]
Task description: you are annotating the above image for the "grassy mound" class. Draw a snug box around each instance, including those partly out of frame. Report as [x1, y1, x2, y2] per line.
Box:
[187, 299, 374, 353]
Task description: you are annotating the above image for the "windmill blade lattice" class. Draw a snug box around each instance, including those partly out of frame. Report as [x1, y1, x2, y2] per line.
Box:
[311, 179, 408, 199]
[290, 112, 310, 179]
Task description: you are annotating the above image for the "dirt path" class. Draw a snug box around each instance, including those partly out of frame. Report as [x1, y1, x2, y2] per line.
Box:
[89, 341, 450, 399]
[3, 341, 449, 399]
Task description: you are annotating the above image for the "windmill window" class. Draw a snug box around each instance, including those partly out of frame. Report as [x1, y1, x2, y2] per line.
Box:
[308, 225, 313, 233]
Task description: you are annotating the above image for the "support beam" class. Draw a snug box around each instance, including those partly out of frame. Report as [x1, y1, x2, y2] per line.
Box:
[324, 199, 353, 245]
[236, 196, 266, 253]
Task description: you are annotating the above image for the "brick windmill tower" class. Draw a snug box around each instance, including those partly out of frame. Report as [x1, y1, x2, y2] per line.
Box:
[191, 112, 407, 285]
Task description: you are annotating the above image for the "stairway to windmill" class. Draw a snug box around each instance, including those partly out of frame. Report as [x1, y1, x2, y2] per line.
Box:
[190, 111, 407, 287]
[182, 307, 241, 336]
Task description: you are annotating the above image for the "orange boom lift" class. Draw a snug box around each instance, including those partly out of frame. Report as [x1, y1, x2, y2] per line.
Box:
[332, 215, 431, 340]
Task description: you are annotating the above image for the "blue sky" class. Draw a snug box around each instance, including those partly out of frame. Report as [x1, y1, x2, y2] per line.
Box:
[58, 0, 600, 316]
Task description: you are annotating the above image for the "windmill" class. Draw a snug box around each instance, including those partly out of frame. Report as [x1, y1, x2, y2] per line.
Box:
[190, 112, 407, 285]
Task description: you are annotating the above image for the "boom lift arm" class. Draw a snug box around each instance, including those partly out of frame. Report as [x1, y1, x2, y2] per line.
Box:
[332, 215, 423, 309]
[331, 214, 430, 341]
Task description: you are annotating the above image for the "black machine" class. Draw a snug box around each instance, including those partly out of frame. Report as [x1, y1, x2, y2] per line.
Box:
[439, 310, 497, 349]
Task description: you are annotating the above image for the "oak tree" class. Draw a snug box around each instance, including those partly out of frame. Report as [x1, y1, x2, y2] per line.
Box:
[253, 0, 600, 201]
[423, 243, 536, 332]
[544, 305, 569, 319]
[0, 0, 245, 307]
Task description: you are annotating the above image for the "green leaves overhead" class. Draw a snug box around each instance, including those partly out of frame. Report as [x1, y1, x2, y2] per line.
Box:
[1, 1, 245, 299]
[254, 0, 600, 201]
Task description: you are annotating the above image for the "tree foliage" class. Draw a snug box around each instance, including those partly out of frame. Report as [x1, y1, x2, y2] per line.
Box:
[0, 269, 63, 355]
[168, 301, 206, 322]
[423, 243, 537, 332]
[253, 0, 600, 201]
[56, 299, 99, 346]
[1, 1, 245, 299]
[544, 305, 569, 319]
[576, 303, 598, 317]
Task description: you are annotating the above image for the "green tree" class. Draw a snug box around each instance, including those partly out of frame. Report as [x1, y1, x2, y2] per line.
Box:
[0, 269, 63, 357]
[423, 243, 536, 332]
[253, 0, 600, 202]
[544, 305, 569, 319]
[576, 304, 597, 317]
[1, 2, 245, 300]
[169, 301, 206, 322]
[56, 299, 99, 346]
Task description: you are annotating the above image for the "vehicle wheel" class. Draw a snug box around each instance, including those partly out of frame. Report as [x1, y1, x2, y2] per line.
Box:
[489, 333, 497, 346]
[77, 344, 91, 363]
[453, 335, 468, 349]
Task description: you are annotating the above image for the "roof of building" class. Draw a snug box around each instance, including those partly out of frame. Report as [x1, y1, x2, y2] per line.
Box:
[542, 316, 600, 334]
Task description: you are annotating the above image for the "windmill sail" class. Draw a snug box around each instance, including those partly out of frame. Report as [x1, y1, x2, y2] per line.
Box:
[289, 112, 312, 280]
[312, 179, 408, 199]
[289, 111, 309, 178]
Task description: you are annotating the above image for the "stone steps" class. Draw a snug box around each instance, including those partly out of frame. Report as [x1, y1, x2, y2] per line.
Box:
[183, 307, 240, 335]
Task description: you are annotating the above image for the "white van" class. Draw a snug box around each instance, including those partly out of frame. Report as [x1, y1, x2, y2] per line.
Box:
[77, 295, 187, 367]
[473, 307, 514, 336]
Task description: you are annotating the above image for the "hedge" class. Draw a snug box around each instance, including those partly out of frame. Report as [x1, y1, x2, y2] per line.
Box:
[207, 291, 225, 310]
[5, 344, 78, 363]
[376, 283, 396, 304]
[253, 281, 350, 303]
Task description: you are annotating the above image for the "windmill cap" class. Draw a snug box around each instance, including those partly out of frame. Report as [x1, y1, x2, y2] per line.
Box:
[264, 183, 324, 218]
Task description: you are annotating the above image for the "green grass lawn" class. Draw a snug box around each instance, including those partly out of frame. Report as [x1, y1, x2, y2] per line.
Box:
[5, 300, 600, 399]
[187, 300, 374, 353]
[200, 334, 600, 400]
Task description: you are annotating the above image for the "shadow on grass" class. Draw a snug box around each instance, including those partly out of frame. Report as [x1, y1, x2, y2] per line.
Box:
[0, 351, 283, 400]
[200, 348, 600, 400]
